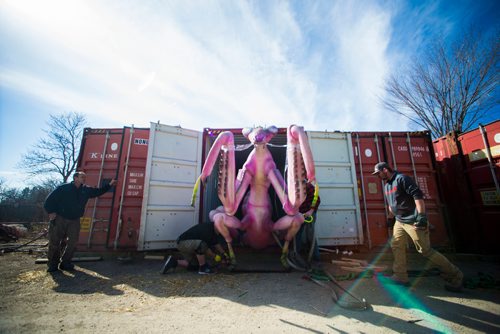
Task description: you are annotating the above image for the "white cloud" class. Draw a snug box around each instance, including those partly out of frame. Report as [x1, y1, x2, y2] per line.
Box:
[0, 170, 29, 189]
[1, 0, 411, 134]
[311, 1, 408, 131]
[2, 0, 496, 190]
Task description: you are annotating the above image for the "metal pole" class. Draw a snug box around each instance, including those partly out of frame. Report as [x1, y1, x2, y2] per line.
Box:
[356, 134, 372, 249]
[388, 132, 397, 170]
[87, 130, 110, 248]
[114, 125, 134, 250]
[384, 132, 398, 239]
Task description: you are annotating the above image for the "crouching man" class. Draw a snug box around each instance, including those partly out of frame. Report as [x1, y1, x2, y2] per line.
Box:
[161, 220, 229, 275]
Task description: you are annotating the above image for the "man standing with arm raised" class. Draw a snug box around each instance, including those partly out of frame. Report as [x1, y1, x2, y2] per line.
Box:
[44, 171, 117, 272]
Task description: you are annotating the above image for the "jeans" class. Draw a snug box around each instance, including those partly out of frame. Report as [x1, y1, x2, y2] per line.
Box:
[47, 216, 81, 267]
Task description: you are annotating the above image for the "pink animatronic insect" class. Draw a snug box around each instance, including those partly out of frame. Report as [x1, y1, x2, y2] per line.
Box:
[191, 125, 317, 268]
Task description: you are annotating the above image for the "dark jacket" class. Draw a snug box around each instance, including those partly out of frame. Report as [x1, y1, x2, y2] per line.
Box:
[44, 181, 111, 219]
[177, 222, 223, 246]
[299, 183, 321, 213]
[384, 172, 423, 223]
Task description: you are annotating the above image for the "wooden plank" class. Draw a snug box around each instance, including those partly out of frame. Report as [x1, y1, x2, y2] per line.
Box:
[35, 256, 102, 264]
[340, 257, 369, 266]
[331, 260, 361, 266]
[144, 255, 165, 260]
[340, 266, 367, 273]
[339, 265, 387, 273]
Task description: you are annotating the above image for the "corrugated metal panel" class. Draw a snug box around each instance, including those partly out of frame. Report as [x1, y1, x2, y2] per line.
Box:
[433, 132, 478, 252]
[308, 131, 363, 246]
[109, 127, 150, 250]
[434, 120, 500, 254]
[138, 123, 202, 250]
[353, 131, 450, 248]
[77, 127, 150, 251]
[352, 133, 389, 249]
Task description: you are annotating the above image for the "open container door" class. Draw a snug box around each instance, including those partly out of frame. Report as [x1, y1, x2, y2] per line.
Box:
[137, 123, 203, 250]
[308, 131, 364, 247]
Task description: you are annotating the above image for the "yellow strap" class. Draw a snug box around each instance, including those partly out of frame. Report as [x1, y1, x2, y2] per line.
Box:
[190, 176, 202, 207]
[310, 183, 319, 209]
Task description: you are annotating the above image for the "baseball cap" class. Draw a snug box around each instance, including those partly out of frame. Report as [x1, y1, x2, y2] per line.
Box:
[372, 162, 390, 175]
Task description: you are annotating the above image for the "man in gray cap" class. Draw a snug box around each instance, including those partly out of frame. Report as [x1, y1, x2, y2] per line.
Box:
[373, 162, 463, 292]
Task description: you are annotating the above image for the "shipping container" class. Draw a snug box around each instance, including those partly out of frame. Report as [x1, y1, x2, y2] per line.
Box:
[76, 123, 449, 253]
[433, 120, 500, 254]
[352, 131, 450, 249]
[76, 126, 150, 251]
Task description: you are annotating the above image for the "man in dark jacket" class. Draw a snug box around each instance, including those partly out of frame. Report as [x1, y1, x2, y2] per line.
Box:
[296, 181, 321, 264]
[373, 162, 463, 292]
[44, 171, 117, 272]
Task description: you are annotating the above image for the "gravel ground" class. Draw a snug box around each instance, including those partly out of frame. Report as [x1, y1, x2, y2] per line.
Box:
[1, 233, 499, 334]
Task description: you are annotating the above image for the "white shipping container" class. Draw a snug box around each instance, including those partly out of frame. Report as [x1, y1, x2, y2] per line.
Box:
[138, 123, 203, 250]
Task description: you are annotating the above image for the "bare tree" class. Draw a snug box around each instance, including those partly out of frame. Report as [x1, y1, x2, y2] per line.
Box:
[0, 177, 7, 201]
[383, 28, 499, 138]
[18, 112, 87, 183]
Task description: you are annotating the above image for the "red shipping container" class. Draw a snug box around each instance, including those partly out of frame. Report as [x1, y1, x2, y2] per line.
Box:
[434, 120, 500, 254]
[76, 126, 150, 251]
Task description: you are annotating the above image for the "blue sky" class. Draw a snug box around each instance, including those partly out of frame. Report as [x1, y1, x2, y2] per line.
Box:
[1, 0, 499, 188]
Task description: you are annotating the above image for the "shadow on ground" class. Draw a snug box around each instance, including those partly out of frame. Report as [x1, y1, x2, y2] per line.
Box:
[39, 247, 500, 334]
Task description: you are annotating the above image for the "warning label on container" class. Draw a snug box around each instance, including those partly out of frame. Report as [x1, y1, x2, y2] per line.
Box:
[126, 171, 145, 197]
[368, 182, 378, 194]
[417, 177, 431, 199]
[80, 217, 91, 232]
[397, 145, 429, 158]
[480, 190, 500, 206]
[468, 145, 500, 162]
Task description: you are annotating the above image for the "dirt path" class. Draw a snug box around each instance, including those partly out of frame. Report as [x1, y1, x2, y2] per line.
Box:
[1, 241, 499, 333]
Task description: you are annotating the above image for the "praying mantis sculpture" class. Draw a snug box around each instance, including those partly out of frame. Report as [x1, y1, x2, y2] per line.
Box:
[191, 125, 318, 268]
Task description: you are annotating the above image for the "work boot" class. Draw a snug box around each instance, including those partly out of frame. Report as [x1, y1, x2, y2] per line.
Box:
[445, 271, 463, 292]
[198, 264, 215, 275]
[59, 262, 75, 271]
[280, 251, 290, 269]
[160, 255, 178, 274]
[47, 264, 59, 272]
[227, 251, 237, 271]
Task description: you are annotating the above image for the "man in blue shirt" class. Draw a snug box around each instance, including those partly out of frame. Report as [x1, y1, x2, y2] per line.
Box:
[44, 171, 117, 272]
[373, 162, 463, 292]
